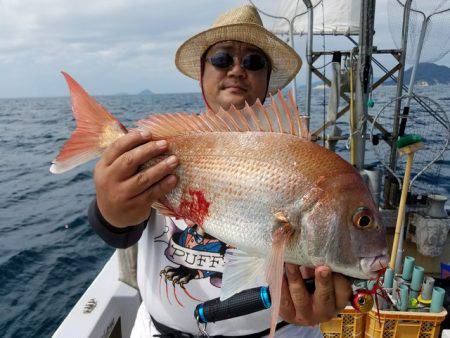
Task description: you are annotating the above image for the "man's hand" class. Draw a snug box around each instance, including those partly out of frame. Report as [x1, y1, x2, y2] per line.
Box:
[279, 264, 352, 326]
[94, 131, 179, 228]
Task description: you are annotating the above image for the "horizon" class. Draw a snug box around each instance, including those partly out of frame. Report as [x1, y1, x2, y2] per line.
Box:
[2, 81, 450, 101]
[0, 0, 449, 99]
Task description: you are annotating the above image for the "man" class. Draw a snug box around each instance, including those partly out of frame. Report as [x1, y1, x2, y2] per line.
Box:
[89, 5, 351, 337]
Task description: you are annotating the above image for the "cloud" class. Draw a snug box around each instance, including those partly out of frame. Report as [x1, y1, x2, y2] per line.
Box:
[0, 0, 448, 98]
[0, 1, 209, 63]
[0, 0, 246, 97]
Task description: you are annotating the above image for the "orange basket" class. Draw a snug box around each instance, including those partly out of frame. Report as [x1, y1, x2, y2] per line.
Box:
[364, 308, 447, 338]
[320, 307, 366, 337]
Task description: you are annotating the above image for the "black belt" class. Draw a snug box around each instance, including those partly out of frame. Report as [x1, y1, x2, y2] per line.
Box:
[151, 315, 289, 338]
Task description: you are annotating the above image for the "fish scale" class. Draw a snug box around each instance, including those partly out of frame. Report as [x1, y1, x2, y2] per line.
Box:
[52, 73, 388, 279]
[156, 133, 335, 264]
[51, 72, 389, 338]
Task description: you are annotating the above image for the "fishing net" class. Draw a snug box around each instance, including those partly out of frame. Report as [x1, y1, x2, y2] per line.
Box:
[247, 0, 288, 22]
[249, 0, 335, 37]
[377, 0, 450, 203]
[370, 95, 450, 197]
[248, 0, 323, 21]
[388, 0, 450, 65]
[248, 0, 302, 42]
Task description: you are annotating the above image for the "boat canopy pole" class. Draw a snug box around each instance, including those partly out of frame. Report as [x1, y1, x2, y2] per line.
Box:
[390, 0, 412, 153]
[386, 0, 412, 208]
[354, 0, 376, 169]
[303, 0, 314, 129]
[405, 13, 428, 108]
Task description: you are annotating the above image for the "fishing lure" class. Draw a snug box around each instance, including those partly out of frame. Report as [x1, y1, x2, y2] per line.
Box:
[350, 267, 392, 325]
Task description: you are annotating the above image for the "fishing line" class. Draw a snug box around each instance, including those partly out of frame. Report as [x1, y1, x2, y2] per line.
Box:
[321, 0, 326, 147]
[313, 59, 333, 70]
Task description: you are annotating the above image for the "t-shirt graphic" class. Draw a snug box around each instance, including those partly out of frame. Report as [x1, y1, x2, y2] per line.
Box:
[155, 218, 228, 306]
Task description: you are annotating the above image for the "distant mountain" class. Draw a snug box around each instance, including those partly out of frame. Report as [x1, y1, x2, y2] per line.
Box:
[137, 89, 154, 96]
[112, 89, 154, 96]
[385, 63, 450, 85]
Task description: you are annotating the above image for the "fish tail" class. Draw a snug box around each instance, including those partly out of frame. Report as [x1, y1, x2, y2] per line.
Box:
[50, 72, 127, 174]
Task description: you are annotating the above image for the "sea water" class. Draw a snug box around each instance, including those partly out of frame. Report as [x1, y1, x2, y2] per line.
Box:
[1, 86, 449, 337]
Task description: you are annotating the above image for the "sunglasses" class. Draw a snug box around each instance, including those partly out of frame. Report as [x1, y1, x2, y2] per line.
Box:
[206, 51, 268, 71]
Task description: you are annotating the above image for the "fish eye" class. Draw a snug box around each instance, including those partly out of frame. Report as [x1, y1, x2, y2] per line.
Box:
[358, 297, 366, 305]
[359, 215, 371, 227]
[352, 207, 373, 229]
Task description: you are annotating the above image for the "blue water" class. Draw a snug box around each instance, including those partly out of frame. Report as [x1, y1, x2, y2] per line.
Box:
[1, 86, 449, 337]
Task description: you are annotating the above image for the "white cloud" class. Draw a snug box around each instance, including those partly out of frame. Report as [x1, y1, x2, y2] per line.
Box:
[0, 0, 235, 97]
[0, 0, 447, 98]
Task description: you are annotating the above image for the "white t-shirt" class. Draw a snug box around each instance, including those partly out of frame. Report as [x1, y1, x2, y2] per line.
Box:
[135, 211, 323, 337]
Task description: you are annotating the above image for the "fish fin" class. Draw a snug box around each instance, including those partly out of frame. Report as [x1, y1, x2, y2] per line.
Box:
[277, 90, 295, 135]
[152, 200, 178, 218]
[255, 98, 274, 132]
[218, 106, 242, 131]
[266, 212, 294, 338]
[244, 101, 264, 131]
[222, 90, 309, 137]
[50, 72, 127, 174]
[134, 90, 309, 139]
[287, 90, 311, 139]
[220, 249, 266, 301]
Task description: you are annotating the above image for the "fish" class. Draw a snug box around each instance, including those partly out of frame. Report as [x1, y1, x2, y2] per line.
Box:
[51, 72, 388, 337]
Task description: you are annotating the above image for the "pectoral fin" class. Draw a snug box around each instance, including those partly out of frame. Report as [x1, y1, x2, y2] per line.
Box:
[266, 212, 294, 338]
[220, 212, 294, 338]
[220, 249, 266, 301]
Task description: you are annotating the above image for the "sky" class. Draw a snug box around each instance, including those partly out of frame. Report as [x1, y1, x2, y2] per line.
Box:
[0, 0, 448, 98]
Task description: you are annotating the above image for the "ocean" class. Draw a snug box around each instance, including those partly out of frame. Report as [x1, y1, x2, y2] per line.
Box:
[1, 85, 449, 337]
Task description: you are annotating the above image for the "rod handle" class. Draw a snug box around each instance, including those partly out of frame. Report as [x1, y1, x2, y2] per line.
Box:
[194, 286, 270, 324]
[195, 279, 316, 324]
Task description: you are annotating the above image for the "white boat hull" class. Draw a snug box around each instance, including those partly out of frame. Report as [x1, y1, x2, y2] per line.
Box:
[53, 251, 140, 338]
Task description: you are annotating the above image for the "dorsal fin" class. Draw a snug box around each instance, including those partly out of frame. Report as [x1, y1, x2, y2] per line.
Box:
[135, 90, 311, 140]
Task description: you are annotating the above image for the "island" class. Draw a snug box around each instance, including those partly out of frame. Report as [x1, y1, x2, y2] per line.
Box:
[137, 89, 154, 96]
[386, 63, 450, 86]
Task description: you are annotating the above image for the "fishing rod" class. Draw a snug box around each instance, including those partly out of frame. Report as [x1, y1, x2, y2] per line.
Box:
[194, 279, 316, 325]
[194, 277, 380, 325]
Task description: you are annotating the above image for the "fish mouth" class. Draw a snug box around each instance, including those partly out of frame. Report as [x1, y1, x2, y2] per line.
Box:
[360, 254, 389, 279]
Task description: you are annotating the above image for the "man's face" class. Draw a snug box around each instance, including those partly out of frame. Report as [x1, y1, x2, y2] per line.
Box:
[202, 41, 269, 112]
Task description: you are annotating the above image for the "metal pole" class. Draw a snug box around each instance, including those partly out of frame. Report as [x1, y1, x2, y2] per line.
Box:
[386, 0, 412, 208]
[405, 15, 428, 107]
[347, 35, 447, 128]
[304, 0, 314, 128]
[397, 11, 427, 138]
[403, 8, 450, 109]
[289, 21, 298, 104]
[354, 0, 376, 169]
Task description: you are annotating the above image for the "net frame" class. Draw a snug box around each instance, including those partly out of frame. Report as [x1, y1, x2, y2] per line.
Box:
[388, 0, 450, 65]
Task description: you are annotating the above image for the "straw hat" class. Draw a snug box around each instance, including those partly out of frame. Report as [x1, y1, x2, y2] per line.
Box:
[175, 5, 302, 92]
